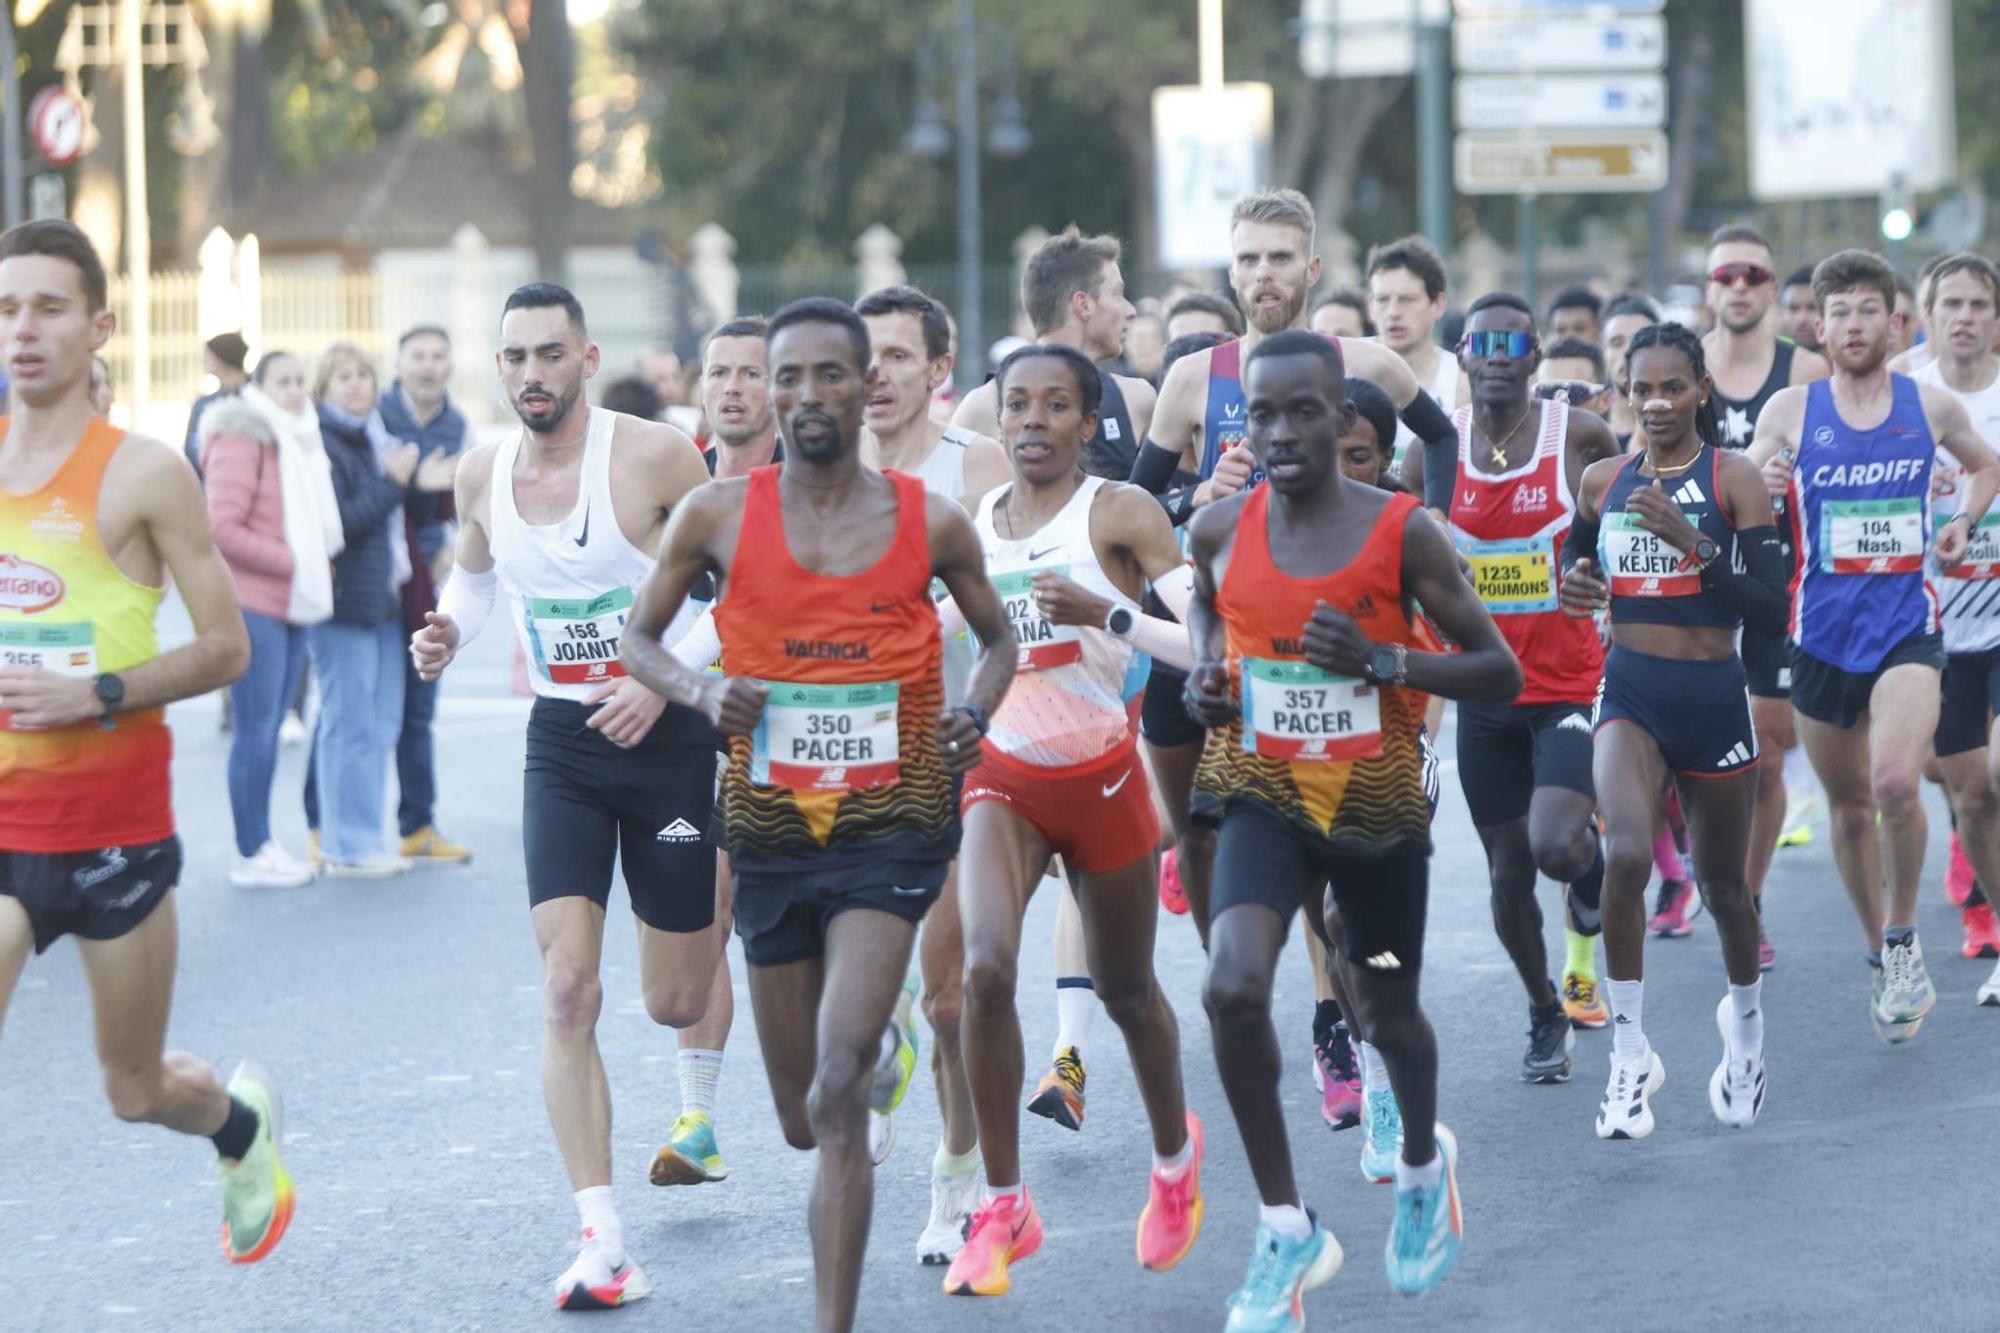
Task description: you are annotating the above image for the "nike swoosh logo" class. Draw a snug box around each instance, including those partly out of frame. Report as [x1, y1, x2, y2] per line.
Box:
[870, 600, 898, 613]
[1027, 546, 1061, 562]
[1101, 770, 1132, 798]
[574, 502, 590, 548]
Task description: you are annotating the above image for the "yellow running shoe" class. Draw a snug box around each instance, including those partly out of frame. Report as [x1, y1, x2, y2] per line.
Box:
[1027, 1047, 1087, 1131]
[1562, 972, 1609, 1029]
[400, 825, 472, 862]
[218, 1061, 295, 1264]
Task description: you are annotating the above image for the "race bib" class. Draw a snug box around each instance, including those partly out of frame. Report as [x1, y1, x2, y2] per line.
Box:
[1460, 537, 1556, 614]
[1599, 513, 1699, 597]
[0, 621, 96, 731]
[1239, 658, 1382, 762]
[751, 680, 901, 792]
[1821, 497, 1924, 575]
[525, 588, 630, 685]
[1937, 509, 2000, 580]
[992, 567, 1082, 670]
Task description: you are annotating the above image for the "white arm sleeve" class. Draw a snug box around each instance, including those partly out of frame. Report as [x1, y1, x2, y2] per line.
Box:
[934, 596, 969, 639]
[1130, 563, 1197, 671]
[436, 564, 498, 648]
[672, 605, 724, 671]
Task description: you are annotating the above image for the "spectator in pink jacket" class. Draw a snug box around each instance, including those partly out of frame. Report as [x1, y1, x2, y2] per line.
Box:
[202, 351, 343, 889]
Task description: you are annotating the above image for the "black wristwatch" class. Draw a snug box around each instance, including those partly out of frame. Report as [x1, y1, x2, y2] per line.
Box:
[93, 672, 125, 715]
[949, 704, 990, 737]
[1104, 605, 1137, 639]
[1690, 536, 1722, 570]
[1363, 643, 1408, 686]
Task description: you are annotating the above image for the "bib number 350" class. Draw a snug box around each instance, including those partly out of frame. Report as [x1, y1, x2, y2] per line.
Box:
[751, 680, 902, 792]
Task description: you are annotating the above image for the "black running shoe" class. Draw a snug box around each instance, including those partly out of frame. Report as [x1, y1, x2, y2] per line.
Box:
[1522, 998, 1575, 1083]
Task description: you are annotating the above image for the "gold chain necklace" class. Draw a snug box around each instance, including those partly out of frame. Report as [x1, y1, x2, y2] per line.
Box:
[1479, 404, 1536, 468]
[1646, 445, 1703, 478]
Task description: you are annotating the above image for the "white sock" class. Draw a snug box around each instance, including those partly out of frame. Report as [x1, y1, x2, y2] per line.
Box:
[984, 1181, 1025, 1205]
[1607, 978, 1645, 1061]
[1153, 1134, 1194, 1180]
[1359, 1040, 1391, 1093]
[933, 1141, 979, 1179]
[678, 1048, 723, 1116]
[1394, 1147, 1443, 1192]
[575, 1185, 623, 1261]
[1259, 1202, 1313, 1240]
[1054, 978, 1096, 1062]
[1729, 980, 1764, 1059]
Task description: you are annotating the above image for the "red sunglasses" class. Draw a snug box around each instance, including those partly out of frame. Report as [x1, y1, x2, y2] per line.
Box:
[1710, 262, 1774, 288]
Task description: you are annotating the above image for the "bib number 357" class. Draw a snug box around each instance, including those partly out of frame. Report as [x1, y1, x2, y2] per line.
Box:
[1239, 658, 1382, 761]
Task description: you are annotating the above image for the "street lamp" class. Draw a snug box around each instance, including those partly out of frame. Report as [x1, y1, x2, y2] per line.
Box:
[904, 1, 1031, 389]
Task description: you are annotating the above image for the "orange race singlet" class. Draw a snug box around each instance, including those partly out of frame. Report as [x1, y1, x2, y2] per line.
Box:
[0, 419, 172, 852]
[713, 466, 953, 867]
[1194, 486, 1432, 855]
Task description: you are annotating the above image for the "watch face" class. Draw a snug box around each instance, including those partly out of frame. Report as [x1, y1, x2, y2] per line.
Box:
[1369, 646, 1399, 680]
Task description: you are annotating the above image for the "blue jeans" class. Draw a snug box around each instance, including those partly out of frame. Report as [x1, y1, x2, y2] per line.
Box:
[226, 610, 309, 857]
[397, 659, 438, 837]
[306, 619, 406, 861]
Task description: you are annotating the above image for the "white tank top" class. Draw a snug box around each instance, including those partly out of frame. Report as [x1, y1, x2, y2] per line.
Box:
[910, 424, 979, 498]
[1915, 358, 2000, 653]
[488, 408, 693, 702]
[1389, 344, 1460, 463]
[974, 474, 1143, 767]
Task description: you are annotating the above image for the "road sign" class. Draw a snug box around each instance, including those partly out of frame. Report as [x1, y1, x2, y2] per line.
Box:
[1456, 74, 1665, 131]
[1152, 83, 1274, 269]
[1454, 131, 1668, 194]
[28, 173, 65, 221]
[1453, 15, 1665, 72]
[28, 87, 86, 168]
[1454, 0, 1661, 12]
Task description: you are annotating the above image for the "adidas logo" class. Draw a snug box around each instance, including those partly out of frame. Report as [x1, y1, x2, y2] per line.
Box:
[1716, 741, 1752, 768]
[1363, 950, 1403, 971]
[1672, 477, 1705, 506]
[656, 818, 702, 842]
[1558, 712, 1592, 734]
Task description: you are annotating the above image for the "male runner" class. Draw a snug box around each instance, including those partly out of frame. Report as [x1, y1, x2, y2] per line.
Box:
[1366, 235, 1468, 467]
[1546, 288, 1602, 344]
[1703, 229, 1832, 957]
[1188, 332, 1521, 1321]
[1405, 292, 1620, 1077]
[0, 219, 290, 1262]
[942, 343, 1203, 1295]
[1908, 253, 2000, 997]
[701, 316, 783, 477]
[409, 283, 725, 1308]
[856, 282, 1004, 1257]
[1310, 290, 1373, 340]
[1602, 296, 1661, 446]
[1167, 292, 1244, 341]
[953, 227, 1157, 481]
[1781, 266, 1822, 353]
[1129, 189, 1450, 942]
[619, 298, 1016, 1333]
[1539, 338, 1612, 417]
[1751, 249, 2000, 1039]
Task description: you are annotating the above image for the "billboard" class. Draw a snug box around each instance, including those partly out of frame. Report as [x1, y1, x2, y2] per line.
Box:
[1746, 0, 1956, 200]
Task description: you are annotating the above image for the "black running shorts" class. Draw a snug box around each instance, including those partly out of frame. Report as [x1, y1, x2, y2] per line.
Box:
[0, 836, 179, 954]
[522, 696, 717, 933]
[1454, 700, 1596, 827]
[1936, 647, 2000, 758]
[1595, 645, 1757, 777]
[732, 858, 948, 967]
[1740, 627, 1792, 699]
[1210, 800, 1430, 974]
[1140, 658, 1204, 749]
[1790, 630, 1945, 730]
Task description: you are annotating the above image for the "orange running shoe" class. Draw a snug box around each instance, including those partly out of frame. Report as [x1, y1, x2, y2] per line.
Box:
[1026, 1047, 1086, 1131]
[1137, 1112, 1204, 1271]
[1562, 972, 1609, 1028]
[944, 1189, 1044, 1296]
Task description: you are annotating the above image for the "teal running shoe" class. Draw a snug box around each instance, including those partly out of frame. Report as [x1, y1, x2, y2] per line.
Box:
[1385, 1122, 1462, 1294]
[1223, 1212, 1344, 1332]
[649, 1110, 729, 1186]
[1358, 1084, 1402, 1184]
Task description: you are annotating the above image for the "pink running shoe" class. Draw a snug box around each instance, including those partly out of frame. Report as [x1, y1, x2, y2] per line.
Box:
[1648, 879, 1701, 938]
[1314, 1022, 1362, 1130]
[1948, 832, 1975, 908]
[1963, 902, 2000, 960]
[1158, 847, 1188, 915]
[1758, 923, 1776, 971]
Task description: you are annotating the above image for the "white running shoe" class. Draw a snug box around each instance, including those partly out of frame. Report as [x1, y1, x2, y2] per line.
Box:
[325, 853, 412, 879]
[1707, 995, 1766, 1128]
[869, 1109, 895, 1167]
[917, 1164, 980, 1264]
[1596, 1046, 1665, 1141]
[230, 841, 316, 889]
[1978, 959, 2000, 1007]
[553, 1231, 652, 1310]
[1874, 933, 1937, 1042]
[278, 713, 308, 747]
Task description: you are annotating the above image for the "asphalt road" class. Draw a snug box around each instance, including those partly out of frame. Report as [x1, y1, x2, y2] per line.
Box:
[4, 605, 1998, 1331]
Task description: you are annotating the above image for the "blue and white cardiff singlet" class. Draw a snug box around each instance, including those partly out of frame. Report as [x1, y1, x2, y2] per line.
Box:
[1790, 375, 1940, 673]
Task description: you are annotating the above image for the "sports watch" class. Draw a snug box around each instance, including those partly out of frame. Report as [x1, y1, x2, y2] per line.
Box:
[1104, 604, 1137, 639]
[1691, 536, 1722, 569]
[1363, 643, 1408, 686]
[93, 672, 125, 714]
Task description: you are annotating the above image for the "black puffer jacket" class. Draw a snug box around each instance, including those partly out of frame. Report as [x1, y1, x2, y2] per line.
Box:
[317, 402, 406, 626]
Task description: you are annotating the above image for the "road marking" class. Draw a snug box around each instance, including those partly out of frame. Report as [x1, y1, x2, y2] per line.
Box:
[427, 1073, 473, 1083]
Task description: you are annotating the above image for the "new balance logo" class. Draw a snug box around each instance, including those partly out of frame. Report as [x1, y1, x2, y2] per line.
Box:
[1716, 742, 1752, 768]
[1557, 713, 1592, 734]
[1363, 950, 1403, 971]
[1672, 477, 1705, 506]
[656, 818, 702, 842]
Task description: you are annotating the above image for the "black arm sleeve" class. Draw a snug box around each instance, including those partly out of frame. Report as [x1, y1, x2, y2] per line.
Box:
[1399, 390, 1457, 512]
[1129, 440, 1183, 494]
[1559, 509, 1601, 574]
[1702, 525, 1789, 635]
